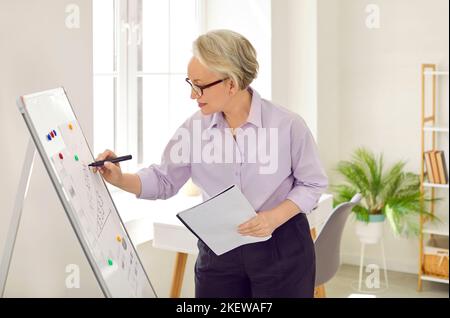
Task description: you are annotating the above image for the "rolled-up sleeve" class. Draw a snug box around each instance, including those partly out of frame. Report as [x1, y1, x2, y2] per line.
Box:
[136, 120, 192, 200]
[286, 116, 328, 214]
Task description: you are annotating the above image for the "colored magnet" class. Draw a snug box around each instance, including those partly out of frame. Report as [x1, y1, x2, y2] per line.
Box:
[116, 235, 122, 243]
[74, 154, 79, 161]
[59, 153, 64, 160]
[47, 134, 52, 141]
[53, 130, 57, 136]
[108, 259, 113, 266]
[50, 131, 55, 138]
[68, 123, 73, 130]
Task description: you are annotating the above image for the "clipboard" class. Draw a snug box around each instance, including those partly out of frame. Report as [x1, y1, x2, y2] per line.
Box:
[176, 185, 271, 256]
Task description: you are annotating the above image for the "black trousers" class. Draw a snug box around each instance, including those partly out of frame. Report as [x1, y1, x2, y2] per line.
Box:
[194, 213, 316, 298]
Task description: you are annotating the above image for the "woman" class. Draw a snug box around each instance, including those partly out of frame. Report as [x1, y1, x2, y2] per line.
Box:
[95, 30, 328, 298]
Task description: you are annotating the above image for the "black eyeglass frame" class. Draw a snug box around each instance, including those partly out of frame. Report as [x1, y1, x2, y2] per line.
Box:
[185, 77, 228, 97]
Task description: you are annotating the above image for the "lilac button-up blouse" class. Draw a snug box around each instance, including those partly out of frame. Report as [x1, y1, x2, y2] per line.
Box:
[136, 88, 328, 214]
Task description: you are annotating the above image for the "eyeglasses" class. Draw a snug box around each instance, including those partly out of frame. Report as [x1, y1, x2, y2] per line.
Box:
[185, 77, 228, 97]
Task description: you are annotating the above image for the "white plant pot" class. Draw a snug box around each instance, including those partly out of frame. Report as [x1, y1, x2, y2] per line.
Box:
[355, 215, 385, 244]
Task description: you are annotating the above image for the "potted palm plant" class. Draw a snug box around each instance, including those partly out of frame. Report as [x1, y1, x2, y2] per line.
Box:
[333, 147, 436, 244]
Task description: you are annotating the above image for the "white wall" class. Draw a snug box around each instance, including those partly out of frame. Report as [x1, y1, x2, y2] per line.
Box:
[336, 0, 449, 273]
[272, 0, 318, 139]
[317, 0, 340, 177]
[0, 0, 101, 297]
[272, 0, 338, 172]
[205, 0, 272, 99]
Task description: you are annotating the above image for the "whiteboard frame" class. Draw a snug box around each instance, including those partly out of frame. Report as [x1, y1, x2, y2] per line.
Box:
[17, 87, 157, 298]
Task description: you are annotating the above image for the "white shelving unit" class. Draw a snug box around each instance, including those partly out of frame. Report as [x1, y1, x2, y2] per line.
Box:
[423, 182, 449, 189]
[422, 222, 449, 237]
[418, 64, 449, 290]
[423, 126, 449, 133]
[421, 275, 449, 284]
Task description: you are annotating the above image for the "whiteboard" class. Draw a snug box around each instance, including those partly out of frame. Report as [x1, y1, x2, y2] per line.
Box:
[17, 88, 157, 298]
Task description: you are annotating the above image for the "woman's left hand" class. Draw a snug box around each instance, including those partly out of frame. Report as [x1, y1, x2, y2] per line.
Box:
[238, 210, 279, 237]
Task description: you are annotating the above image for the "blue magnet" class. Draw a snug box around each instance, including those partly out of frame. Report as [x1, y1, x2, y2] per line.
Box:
[53, 130, 57, 137]
[47, 134, 52, 141]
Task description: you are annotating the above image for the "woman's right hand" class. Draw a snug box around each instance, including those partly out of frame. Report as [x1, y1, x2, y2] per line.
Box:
[93, 149, 123, 187]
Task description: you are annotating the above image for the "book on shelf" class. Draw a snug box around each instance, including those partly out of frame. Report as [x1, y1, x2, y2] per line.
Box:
[435, 150, 448, 184]
[425, 151, 435, 183]
[424, 150, 449, 184]
[430, 150, 441, 184]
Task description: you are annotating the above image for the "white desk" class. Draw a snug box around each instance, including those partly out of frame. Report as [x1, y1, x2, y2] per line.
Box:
[115, 191, 333, 297]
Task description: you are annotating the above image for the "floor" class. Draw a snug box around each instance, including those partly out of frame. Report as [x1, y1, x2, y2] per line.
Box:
[324, 264, 449, 298]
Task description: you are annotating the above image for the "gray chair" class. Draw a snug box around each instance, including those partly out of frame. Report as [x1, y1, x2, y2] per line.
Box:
[314, 193, 362, 287]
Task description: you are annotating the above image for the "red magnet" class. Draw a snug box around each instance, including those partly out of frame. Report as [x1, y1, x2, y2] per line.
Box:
[59, 153, 64, 160]
[50, 131, 55, 138]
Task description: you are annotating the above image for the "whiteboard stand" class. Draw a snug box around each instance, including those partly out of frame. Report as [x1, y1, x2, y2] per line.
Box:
[5, 88, 157, 298]
[0, 138, 36, 297]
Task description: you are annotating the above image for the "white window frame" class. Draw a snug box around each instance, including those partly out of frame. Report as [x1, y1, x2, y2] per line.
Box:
[94, 0, 205, 173]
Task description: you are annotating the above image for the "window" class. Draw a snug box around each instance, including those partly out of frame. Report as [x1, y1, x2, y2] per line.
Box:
[137, 0, 202, 166]
[93, 0, 117, 157]
[93, 0, 203, 171]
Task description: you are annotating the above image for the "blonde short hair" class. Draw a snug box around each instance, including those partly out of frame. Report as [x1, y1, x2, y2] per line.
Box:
[193, 30, 259, 90]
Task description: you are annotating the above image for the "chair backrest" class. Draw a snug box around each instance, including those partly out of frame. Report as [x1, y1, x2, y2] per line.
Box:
[314, 193, 362, 286]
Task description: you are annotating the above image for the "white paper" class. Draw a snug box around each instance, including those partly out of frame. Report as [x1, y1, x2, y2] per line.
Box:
[177, 185, 271, 255]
